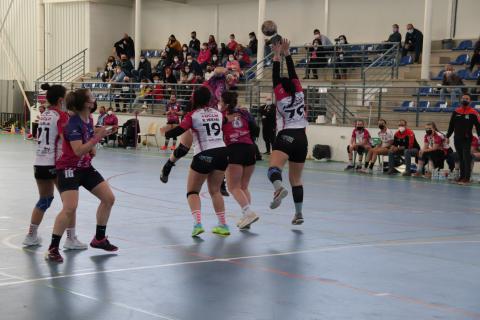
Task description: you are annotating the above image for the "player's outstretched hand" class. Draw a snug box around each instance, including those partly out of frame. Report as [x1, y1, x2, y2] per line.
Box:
[281, 38, 291, 56]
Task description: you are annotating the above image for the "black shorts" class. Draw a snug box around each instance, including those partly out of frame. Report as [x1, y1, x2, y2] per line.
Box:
[57, 167, 105, 194]
[34, 166, 57, 180]
[166, 121, 179, 125]
[191, 147, 228, 174]
[227, 143, 256, 166]
[273, 129, 308, 163]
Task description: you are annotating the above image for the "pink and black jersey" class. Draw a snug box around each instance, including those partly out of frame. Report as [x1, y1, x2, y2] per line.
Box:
[179, 107, 226, 155]
[56, 115, 95, 170]
[34, 107, 69, 166]
[424, 132, 447, 154]
[351, 128, 372, 145]
[274, 78, 308, 132]
[166, 103, 181, 124]
[222, 109, 254, 146]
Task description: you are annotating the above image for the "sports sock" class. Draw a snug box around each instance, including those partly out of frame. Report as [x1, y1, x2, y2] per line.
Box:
[241, 205, 252, 216]
[95, 225, 107, 240]
[66, 227, 75, 240]
[192, 210, 201, 224]
[49, 234, 62, 249]
[216, 211, 226, 225]
[28, 224, 39, 236]
[292, 186, 304, 214]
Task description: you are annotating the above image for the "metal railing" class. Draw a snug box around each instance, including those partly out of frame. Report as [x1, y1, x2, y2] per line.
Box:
[0, 112, 24, 129]
[36, 49, 88, 83]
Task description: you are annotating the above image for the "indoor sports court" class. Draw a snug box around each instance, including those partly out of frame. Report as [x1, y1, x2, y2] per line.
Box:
[1, 0, 480, 319]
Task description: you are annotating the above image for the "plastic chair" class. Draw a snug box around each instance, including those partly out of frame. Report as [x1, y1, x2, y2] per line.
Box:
[399, 55, 413, 66]
[296, 58, 308, 68]
[138, 122, 159, 151]
[444, 102, 459, 112]
[416, 87, 432, 96]
[393, 100, 413, 112]
[466, 69, 480, 80]
[431, 70, 445, 81]
[426, 101, 446, 113]
[452, 40, 473, 51]
[450, 54, 470, 65]
[456, 69, 471, 80]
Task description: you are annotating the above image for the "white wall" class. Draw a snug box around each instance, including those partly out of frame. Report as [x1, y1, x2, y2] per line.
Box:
[455, 0, 480, 40]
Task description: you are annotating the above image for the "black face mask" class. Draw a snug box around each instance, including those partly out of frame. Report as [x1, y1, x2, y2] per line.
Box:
[356, 126, 364, 131]
[379, 124, 385, 130]
[425, 129, 433, 135]
[462, 100, 470, 106]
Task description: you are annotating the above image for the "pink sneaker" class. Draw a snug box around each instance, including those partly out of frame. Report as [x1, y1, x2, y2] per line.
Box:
[90, 236, 118, 252]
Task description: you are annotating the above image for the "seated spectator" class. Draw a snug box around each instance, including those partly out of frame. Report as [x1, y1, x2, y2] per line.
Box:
[189, 31, 200, 57]
[171, 55, 183, 79]
[197, 43, 211, 68]
[224, 34, 238, 56]
[402, 24, 423, 63]
[115, 76, 136, 112]
[134, 79, 153, 109]
[304, 39, 325, 79]
[468, 36, 480, 71]
[165, 35, 182, 60]
[208, 35, 218, 56]
[386, 24, 402, 44]
[209, 54, 221, 68]
[179, 67, 195, 84]
[387, 119, 420, 176]
[361, 119, 394, 173]
[132, 55, 152, 81]
[155, 51, 169, 76]
[110, 65, 126, 84]
[185, 54, 203, 77]
[162, 94, 183, 150]
[313, 29, 332, 46]
[414, 122, 446, 178]
[181, 44, 189, 62]
[164, 67, 177, 84]
[102, 107, 119, 146]
[120, 53, 134, 77]
[440, 64, 465, 103]
[204, 65, 215, 80]
[235, 45, 251, 68]
[226, 54, 241, 76]
[346, 120, 372, 170]
[247, 32, 258, 56]
[101, 56, 118, 82]
[151, 74, 165, 104]
[96, 106, 107, 126]
[113, 33, 135, 60]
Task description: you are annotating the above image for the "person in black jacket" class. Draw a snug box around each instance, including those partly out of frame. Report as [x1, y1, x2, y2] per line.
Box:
[386, 24, 402, 44]
[114, 33, 135, 60]
[446, 94, 480, 184]
[132, 55, 152, 81]
[468, 36, 480, 71]
[248, 32, 258, 55]
[119, 54, 134, 77]
[402, 24, 423, 63]
[189, 31, 201, 57]
[304, 39, 325, 79]
[260, 97, 276, 154]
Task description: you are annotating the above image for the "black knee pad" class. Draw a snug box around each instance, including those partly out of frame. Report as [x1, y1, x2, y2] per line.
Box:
[292, 185, 303, 203]
[174, 143, 190, 159]
[186, 191, 199, 198]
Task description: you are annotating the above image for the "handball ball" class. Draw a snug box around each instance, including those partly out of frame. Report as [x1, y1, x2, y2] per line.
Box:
[262, 20, 277, 37]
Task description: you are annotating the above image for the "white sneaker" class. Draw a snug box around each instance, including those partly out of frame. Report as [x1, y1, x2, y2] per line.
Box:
[270, 187, 288, 210]
[23, 234, 41, 247]
[63, 236, 88, 250]
[237, 211, 259, 229]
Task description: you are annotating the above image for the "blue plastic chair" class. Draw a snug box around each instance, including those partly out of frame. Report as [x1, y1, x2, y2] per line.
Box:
[426, 101, 446, 113]
[467, 69, 480, 80]
[444, 102, 459, 112]
[415, 87, 433, 96]
[431, 70, 445, 80]
[296, 58, 308, 68]
[456, 69, 471, 79]
[393, 101, 412, 112]
[450, 54, 470, 65]
[412, 101, 430, 112]
[453, 40, 473, 51]
[399, 55, 413, 66]
[289, 47, 299, 54]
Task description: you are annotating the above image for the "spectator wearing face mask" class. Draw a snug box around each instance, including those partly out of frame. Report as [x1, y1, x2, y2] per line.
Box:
[133, 55, 152, 82]
[235, 46, 251, 69]
[155, 51, 169, 77]
[113, 33, 135, 59]
[208, 35, 218, 56]
[102, 107, 119, 146]
[180, 67, 195, 84]
[209, 54, 221, 68]
[185, 54, 203, 77]
[181, 44, 189, 62]
[313, 29, 332, 46]
[346, 120, 372, 170]
[361, 119, 394, 174]
[387, 119, 420, 176]
[247, 32, 258, 56]
[189, 31, 201, 57]
[102, 56, 118, 82]
[110, 66, 125, 84]
[197, 43, 211, 69]
[171, 55, 183, 80]
[304, 39, 325, 79]
[166, 35, 182, 60]
[402, 24, 423, 63]
[387, 24, 402, 44]
[120, 54, 134, 77]
[223, 34, 238, 57]
[259, 97, 276, 155]
[334, 35, 349, 79]
[440, 65, 465, 103]
[134, 79, 153, 108]
[164, 67, 177, 84]
[414, 122, 446, 178]
[226, 54, 241, 73]
[446, 94, 480, 184]
[151, 75, 165, 104]
[115, 76, 136, 113]
[96, 106, 107, 126]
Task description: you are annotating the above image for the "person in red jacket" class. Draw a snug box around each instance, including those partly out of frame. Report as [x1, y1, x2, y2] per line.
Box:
[387, 119, 420, 176]
[197, 43, 211, 69]
[345, 120, 372, 170]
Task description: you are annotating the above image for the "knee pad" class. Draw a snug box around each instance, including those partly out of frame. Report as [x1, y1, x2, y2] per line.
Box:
[186, 191, 199, 198]
[292, 186, 303, 203]
[267, 167, 282, 183]
[173, 143, 190, 159]
[35, 196, 54, 212]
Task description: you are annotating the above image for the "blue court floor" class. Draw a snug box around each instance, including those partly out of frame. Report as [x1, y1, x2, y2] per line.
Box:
[0, 134, 479, 320]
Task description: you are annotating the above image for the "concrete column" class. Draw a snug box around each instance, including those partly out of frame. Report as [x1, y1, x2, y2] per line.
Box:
[134, 0, 142, 69]
[36, 0, 45, 78]
[256, 0, 266, 79]
[421, 0, 433, 80]
[214, 4, 219, 41]
[324, 0, 329, 37]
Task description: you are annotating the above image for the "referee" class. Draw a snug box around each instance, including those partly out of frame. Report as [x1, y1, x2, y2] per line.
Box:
[446, 94, 480, 184]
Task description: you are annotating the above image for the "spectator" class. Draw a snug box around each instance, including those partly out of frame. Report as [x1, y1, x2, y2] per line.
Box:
[186, 54, 203, 77]
[346, 120, 372, 170]
[204, 65, 215, 81]
[224, 34, 238, 56]
[151, 74, 165, 104]
[96, 106, 107, 126]
[334, 35, 349, 79]
[235, 45, 251, 68]
[166, 35, 182, 59]
[402, 24, 423, 63]
[207, 35, 218, 56]
[164, 67, 177, 84]
[114, 33, 135, 59]
[247, 32, 258, 56]
[304, 39, 324, 79]
[102, 107, 119, 146]
[439, 65, 465, 103]
[387, 119, 420, 176]
[209, 54, 221, 68]
[110, 65, 126, 83]
[197, 43, 211, 68]
[180, 66, 195, 84]
[259, 96, 276, 154]
[386, 24, 402, 44]
[414, 122, 446, 178]
[115, 76, 136, 112]
[181, 44, 189, 62]
[133, 55, 152, 81]
[226, 54, 241, 75]
[446, 94, 480, 184]
[313, 29, 332, 46]
[361, 119, 394, 173]
[171, 55, 183, 79]
[468, 36, 480, 71]
[101, 56, 118, 82]
[134, 79, 153, 108]
[119, 54, 134, 77]
[189, 31, 201, 56]
[32, 105, 45, 139]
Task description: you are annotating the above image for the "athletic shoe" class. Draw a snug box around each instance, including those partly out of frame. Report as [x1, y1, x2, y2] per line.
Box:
[423, 172, 432, 179]
[402, 172, 412, 177]
[63, 236, 88, 250]
[270, 187, 288, 210]
[212, 224, 230, 236]
[90, 236, 118, 252]
[45, 247, 63, 263]
[355, 165, 363, 170]
[160, 161, 174, 183]
[161, 145, 168, 151]
[359, 168, 373, 174]
[220, 181, 230, 197]
[344, 164, 354, 170]
[192, 223, 205, 237]
[458, 178, 471, 185]
[170, 145, 176, 150]
[23, 234, 41, 247]
[292, 213, 304, 225]
[237, 212, 259, 229]
[412, 172, 423, 177]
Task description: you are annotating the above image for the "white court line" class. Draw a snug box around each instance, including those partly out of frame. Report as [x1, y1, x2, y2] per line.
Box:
[0, 239, 479, 288]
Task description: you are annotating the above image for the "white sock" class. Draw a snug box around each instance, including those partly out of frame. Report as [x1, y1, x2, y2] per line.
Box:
[66, 228, 75, 240]
[28, 224, 39, 236]
[241, 205, 252, 216]
[348, 160, 353, 165]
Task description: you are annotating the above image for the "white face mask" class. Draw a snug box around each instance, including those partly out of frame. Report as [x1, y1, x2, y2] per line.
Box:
[238, 55, 243, 60]
[213, 56, 218, 61]
[174, 58, 179, 63]
[229, 57, 234, 62]
[108, 111, 113, 115]
[154, 80, 159, 83]
[140, 59, 145, 63]
[339, 39, 345, 44]
[408, 29, 414, 34]
[315, 34, 320, 39]
[398, 126, 406, 133]
[187, 59, 193, 64]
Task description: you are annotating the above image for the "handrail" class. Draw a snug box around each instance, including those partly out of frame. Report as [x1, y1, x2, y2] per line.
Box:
[243, 50, 275, 83]
[36, 48, 88, 82]
[363, 43, 399, 75]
